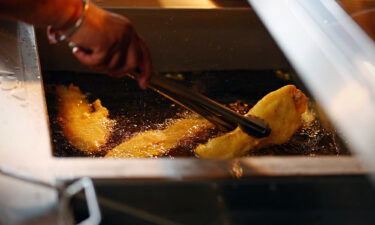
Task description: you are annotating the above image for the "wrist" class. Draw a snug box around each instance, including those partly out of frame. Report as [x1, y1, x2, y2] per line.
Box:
[58, 1, 83, 31]
[49, 0, 90, 43]
[67, 3, 107, 44]
[47, 0, 83, 31]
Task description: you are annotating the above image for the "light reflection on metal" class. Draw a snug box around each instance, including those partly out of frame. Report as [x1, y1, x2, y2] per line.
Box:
[230, 160, 244, 178]
[249, 0, 375, 172]
[0, 70, 15, 75]
[157, 0, 217, 8]
[360, 61, 375, 89]
[0, 167, 101, 225]
[93, 0, 248, 9]
[331, 83, 370, 122]
[59, 178, 101, 225]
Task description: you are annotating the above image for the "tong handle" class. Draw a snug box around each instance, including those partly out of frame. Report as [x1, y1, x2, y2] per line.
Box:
[129, 73, 271, 138]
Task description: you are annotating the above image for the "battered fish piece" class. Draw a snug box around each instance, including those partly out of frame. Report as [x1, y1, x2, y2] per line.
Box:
[195, 85, 308, 159]
[56, 85, 115, 153]
[105, 117, 214, 158]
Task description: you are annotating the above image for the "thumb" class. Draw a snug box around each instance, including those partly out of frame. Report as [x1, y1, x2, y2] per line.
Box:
[46, 26, 58, 44]
[138, 39, 153, 89]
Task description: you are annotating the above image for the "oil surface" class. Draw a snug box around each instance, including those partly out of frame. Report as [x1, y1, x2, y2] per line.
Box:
[43, 70, 350, 157]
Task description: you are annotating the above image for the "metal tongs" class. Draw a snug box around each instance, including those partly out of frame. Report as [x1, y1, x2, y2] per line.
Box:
[68, 44, 270, 137]
[129, 73, 271, 138]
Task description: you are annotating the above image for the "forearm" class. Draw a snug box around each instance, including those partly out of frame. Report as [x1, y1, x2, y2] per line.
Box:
[0, 0, 153, 86]
[0, 0, 82, 29]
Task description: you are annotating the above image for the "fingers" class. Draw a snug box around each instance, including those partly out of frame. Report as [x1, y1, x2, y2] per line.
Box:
[68, 11, 153, 88]
[72, 47, 107, 67]
[108, 34, 138, 75]
[46, 26, 58, 44]
[112, 36, 153, 89]
[72, 37, 151, 83]
[92, 40, 138, 79]
[122, 36, 140, 74]
[107, 51, 126, 72]
[137, 38, 153, 89]
[103, 34, 131, 70]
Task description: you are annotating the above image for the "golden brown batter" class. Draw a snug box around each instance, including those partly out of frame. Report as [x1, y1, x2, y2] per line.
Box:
[56, 85, 115, 153]
[195, 85, 308, 158]
[105, 116, 214, 158]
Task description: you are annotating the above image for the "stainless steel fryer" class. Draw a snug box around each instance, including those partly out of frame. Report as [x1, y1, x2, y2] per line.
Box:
[1, 1, 374, 224]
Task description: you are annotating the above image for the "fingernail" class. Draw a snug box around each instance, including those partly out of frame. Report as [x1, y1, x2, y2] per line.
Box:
[139, 80, 147, 90]
[72, 47, 79, 54]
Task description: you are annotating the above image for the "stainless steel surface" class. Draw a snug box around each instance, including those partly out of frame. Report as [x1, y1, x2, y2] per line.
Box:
[0, 20, 58, 225]
[58, 178, 101, 225]
[0, 167, 101, 225]
[0, 7, 367, 180]
[91, 0, 250, 8]
[249, 0, 375, 171]
[0, 7, 371, 223]
[0, 174, 59, 225]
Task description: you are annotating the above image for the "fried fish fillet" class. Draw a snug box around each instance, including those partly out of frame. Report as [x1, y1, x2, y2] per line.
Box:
[56, 85, 115, 153]
[105, 117, 214, 158]
[195, 85, 308, 159]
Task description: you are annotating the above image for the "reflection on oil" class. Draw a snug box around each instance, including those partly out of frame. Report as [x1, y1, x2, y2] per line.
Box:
[230, 160, 243, 178]
[44, 70, 349, 158]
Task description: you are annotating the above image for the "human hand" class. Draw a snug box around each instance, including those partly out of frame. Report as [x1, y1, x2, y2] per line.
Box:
[47, 4, 152, 89]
